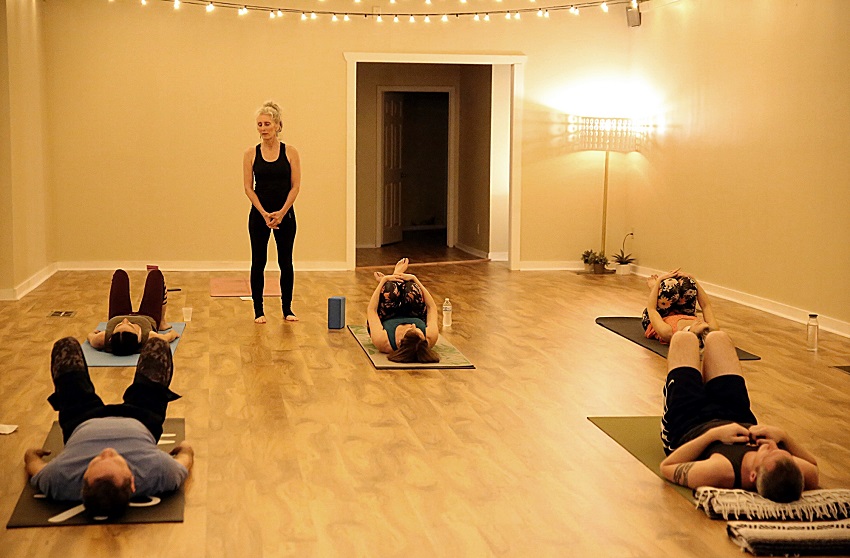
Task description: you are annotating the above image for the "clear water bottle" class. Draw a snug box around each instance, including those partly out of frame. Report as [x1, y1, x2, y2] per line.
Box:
[806, 313, 819, 351]
[442, 298, 452, 327]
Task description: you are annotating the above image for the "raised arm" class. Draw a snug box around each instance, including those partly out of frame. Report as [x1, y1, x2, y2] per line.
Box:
[396, 273, 439, 347]
[367, 277, 393, 353]
[24, 448, 51, 478]
[694, 279, 719, 331]
[660, 422, 750, 489]
[748, 424, 819, 489]
[646, 280, 674, 342]
[243, 147, 272, 226]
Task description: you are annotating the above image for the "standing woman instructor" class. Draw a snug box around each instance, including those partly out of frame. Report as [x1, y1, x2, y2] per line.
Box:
[243, 101, 301, 323]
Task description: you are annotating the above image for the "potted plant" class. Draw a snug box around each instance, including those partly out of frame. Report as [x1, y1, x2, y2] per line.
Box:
[613, 233, 635, 275]
[590, 252, 609, 274]
[581, 249, 595, 272]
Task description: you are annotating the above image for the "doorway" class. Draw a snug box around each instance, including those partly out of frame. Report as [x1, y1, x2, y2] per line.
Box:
[346, 53, 526, 270]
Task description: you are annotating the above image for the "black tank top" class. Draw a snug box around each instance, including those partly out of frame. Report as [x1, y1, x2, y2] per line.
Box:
[252, 143, 292, 212]
[700, 442, 757, 488]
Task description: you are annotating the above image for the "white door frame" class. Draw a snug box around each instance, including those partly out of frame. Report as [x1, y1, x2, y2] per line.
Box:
[345, 52, 526, 270]
[376, 86, 458, 248]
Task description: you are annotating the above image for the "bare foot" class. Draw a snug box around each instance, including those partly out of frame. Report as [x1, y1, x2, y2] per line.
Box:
[254, 316, 267, 324]
[159, 322, 172, 331]
[374, 271, 385, 282]
[646, 274, 658, 288]
[392, 257, 410, 275]
[285, 314, 299, 322]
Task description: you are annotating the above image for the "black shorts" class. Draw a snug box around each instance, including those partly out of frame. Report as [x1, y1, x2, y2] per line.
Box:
[660, 366, 757, 455]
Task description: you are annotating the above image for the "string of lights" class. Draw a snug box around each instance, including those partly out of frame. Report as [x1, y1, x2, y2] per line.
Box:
[127, 0, 639, 22]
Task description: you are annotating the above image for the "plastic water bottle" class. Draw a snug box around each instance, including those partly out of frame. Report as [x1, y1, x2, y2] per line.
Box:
[442, 298, 452, 327]
[806, 313, 819, 351]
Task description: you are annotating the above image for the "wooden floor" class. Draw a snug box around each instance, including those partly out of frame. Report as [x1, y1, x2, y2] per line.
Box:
[356, 229, 485, 268]
[1, 264, 849, 557]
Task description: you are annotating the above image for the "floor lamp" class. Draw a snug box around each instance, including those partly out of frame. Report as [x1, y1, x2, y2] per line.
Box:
[568, 116, 640, 255]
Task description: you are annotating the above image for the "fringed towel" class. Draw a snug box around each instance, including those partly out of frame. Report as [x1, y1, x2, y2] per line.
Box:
[727, 519, 850, 556]
[695, 487, 850, 521]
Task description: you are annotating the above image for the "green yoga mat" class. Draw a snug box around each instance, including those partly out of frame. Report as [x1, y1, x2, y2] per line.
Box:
[595, 317, 760, 360]
[348, 325, 474, 369]
[7, 418, 186, 528]
[588, 415, 694, 502]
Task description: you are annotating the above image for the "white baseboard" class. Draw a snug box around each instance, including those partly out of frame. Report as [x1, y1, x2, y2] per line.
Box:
[488, 251, 508, 262]
[519, 260, 582, 271]
[634, 265, 850, 339]
[454, 243, 489, 260]
[0, 263, 60, 300]
[55, 261, 350, 272]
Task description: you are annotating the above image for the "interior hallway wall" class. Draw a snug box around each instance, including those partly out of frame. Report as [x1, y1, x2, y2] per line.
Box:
[0, 0, 50, 298]
[628, 0, 850, 325]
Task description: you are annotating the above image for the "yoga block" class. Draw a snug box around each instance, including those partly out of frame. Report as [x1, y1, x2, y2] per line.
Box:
[328, 296, 345, 329]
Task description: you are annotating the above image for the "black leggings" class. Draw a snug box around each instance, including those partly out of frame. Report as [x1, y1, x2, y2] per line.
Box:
[248, 208, 296, 317]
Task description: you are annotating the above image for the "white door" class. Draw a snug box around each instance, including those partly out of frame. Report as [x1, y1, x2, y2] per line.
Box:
[381, 92, 404, 245]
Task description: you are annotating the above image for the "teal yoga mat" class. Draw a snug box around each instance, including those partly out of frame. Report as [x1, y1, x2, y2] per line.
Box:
[81, 322, 186, 367]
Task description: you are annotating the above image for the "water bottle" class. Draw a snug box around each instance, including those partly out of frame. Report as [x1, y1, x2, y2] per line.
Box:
[806, 313, 819, 351]
[442, 298, 452, 327]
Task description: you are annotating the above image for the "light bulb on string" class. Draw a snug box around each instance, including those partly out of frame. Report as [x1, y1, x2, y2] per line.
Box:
[343, 13, 349, 20]
[424, 14, 430, 22]
[332, 13, 338, 20]
[601, 2, 608, 12]
[441, 14, 448, 22]
[301, 12, 306, 19]
[205, 2, 214, 12]
[393, 15, 399, 22]
[173, 0, 180, 9]
[505, 12, 511, 19]
[409, 14, 415, 22]
[140, 0, 147, 5]
[483, 13, 489, 21]
[238, 6, 247, 15]
[536, 8, 542, 16]
[473, 13, 479, 20]
[544, 9, 549, 17]
[376, 14, 382, 21]
[514, 11, 520, 19]
[269, 10, 275, 18]
[310, 12, 316, 19]
[277, 9, 282, 16]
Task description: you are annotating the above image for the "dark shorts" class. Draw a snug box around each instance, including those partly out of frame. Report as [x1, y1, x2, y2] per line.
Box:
[660, 366, 757, 455]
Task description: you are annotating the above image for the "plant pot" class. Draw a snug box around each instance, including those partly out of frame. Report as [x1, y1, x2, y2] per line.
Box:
[592, 263, 607, 274]
[584, 263, 592, 272]
[616, 263, 631, 275]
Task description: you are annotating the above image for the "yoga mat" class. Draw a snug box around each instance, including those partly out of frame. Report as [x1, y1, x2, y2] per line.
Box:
[595, 317, 760, 360]
[588, 415, 694, 502]
[7, 418, 186, 528]
[210, 276, 281, 297]
[81, 322, 186, 367]
[347, 325, 475, 369]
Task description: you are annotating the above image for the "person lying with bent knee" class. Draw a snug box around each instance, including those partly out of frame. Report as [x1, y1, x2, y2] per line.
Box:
[87, 269, 179, 355]
[660, 330, 818, 502]
[366, 258, 440, 364]
[24, 337, 193, 519]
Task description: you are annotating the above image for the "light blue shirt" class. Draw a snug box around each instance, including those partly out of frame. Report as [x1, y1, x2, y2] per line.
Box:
[32, 417, 188, 501]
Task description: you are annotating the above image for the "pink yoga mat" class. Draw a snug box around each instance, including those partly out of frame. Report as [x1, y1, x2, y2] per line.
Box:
[209, 276, 281, 297]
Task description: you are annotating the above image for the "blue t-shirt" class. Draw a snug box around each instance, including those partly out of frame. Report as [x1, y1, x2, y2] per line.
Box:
[31, 417, 188, 501]
[382, 317, 427, 350]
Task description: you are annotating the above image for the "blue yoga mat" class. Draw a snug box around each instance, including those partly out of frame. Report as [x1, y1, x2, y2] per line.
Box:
[81, 322, 186, 367]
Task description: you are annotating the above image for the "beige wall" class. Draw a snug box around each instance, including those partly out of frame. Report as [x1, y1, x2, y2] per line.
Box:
[5, 0, 848, 326]
[628, 0, 850, 323]
[1, 0, 50, 296]
[457, 65, 492, 253]
[0, 1, 12, 293]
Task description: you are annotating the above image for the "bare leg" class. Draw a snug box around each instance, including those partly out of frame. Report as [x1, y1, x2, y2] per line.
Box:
[667, 331, 701, 373]
[392, 257, 409, 274]
[701, 330, 742, 382]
